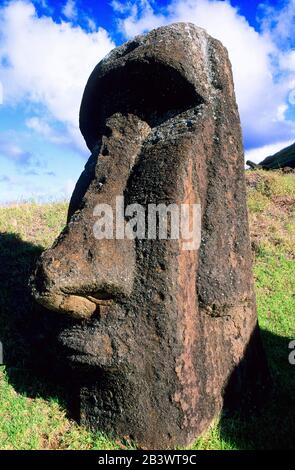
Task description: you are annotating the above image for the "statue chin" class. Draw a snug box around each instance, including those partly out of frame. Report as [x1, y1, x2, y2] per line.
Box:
[57, 303, 131, 371]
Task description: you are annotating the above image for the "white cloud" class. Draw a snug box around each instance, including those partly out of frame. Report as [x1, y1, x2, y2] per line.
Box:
[0, 138, 32, 165]
[0, 1, 115, 151]
[0, 175, 11, 183]
[114, 0, 166, 34]
[113, 0, 295, 149]
[259, 0, 295, 46]
[26, 116, 70, 144]
[86, 17, 97, 32]
[277, 104, 288, 122]
[280, 51, 295, 72]
[63, 178, 76, 197]
[62, 0, 77, 21]
[111, 1, 134, 14]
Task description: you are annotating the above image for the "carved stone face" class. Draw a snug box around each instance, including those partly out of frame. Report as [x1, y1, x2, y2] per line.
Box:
[31, 23, 269, 449]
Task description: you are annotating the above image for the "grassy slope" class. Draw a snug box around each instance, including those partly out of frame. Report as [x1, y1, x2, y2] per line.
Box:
[0, 170, 294, 450]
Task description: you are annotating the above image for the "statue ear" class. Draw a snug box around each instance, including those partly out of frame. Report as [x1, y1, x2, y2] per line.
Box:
[196, 36, 249, 314]
[206, 37, 242, 140]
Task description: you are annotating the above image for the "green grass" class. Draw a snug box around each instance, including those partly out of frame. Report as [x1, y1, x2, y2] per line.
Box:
[0, 171, 294, 450]
[0, 370, 123, 450]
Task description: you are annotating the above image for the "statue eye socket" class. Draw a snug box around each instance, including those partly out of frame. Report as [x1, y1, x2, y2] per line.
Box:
[80, 59, 204, 151]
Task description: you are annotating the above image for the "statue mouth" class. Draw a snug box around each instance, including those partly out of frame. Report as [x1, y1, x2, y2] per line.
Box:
[33, 286, 116, 320]
[84, 295, 113, 308]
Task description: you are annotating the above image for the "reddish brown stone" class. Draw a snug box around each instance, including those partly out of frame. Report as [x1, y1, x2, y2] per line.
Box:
[31, 23, 270, 449]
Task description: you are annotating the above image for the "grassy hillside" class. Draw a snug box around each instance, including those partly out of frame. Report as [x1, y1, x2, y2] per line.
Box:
[0, 170, 294, 450]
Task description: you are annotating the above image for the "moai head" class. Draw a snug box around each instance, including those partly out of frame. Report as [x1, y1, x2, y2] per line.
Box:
[31, 23, 269, 449]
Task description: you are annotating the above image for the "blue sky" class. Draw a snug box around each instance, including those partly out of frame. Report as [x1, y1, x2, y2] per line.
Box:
[0, 0, 295, 203]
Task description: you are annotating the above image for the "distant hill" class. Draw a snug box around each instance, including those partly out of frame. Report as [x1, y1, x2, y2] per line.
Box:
[247, 142, 295, 170]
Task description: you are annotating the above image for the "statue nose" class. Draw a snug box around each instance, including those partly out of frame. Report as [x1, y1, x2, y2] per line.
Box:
[31, 228, 136, 319]
[31, 113, 151, 320]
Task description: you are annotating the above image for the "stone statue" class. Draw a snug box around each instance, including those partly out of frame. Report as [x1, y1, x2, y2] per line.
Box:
[31, 23, 270, 449]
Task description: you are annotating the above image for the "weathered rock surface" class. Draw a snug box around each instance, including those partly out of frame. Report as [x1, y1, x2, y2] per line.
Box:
[31, 23, 270, 449]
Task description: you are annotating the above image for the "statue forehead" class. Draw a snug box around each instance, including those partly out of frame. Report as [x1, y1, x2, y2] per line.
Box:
[79, 23, 220, 151]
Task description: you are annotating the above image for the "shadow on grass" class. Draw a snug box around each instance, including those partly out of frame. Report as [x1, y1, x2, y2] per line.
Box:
[0, 231, 294, 449]
[221, 328, 295, 449]
[0, 232, 74, 409]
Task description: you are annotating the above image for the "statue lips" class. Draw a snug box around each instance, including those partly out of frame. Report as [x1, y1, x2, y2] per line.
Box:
[34, 292, 98, 320]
